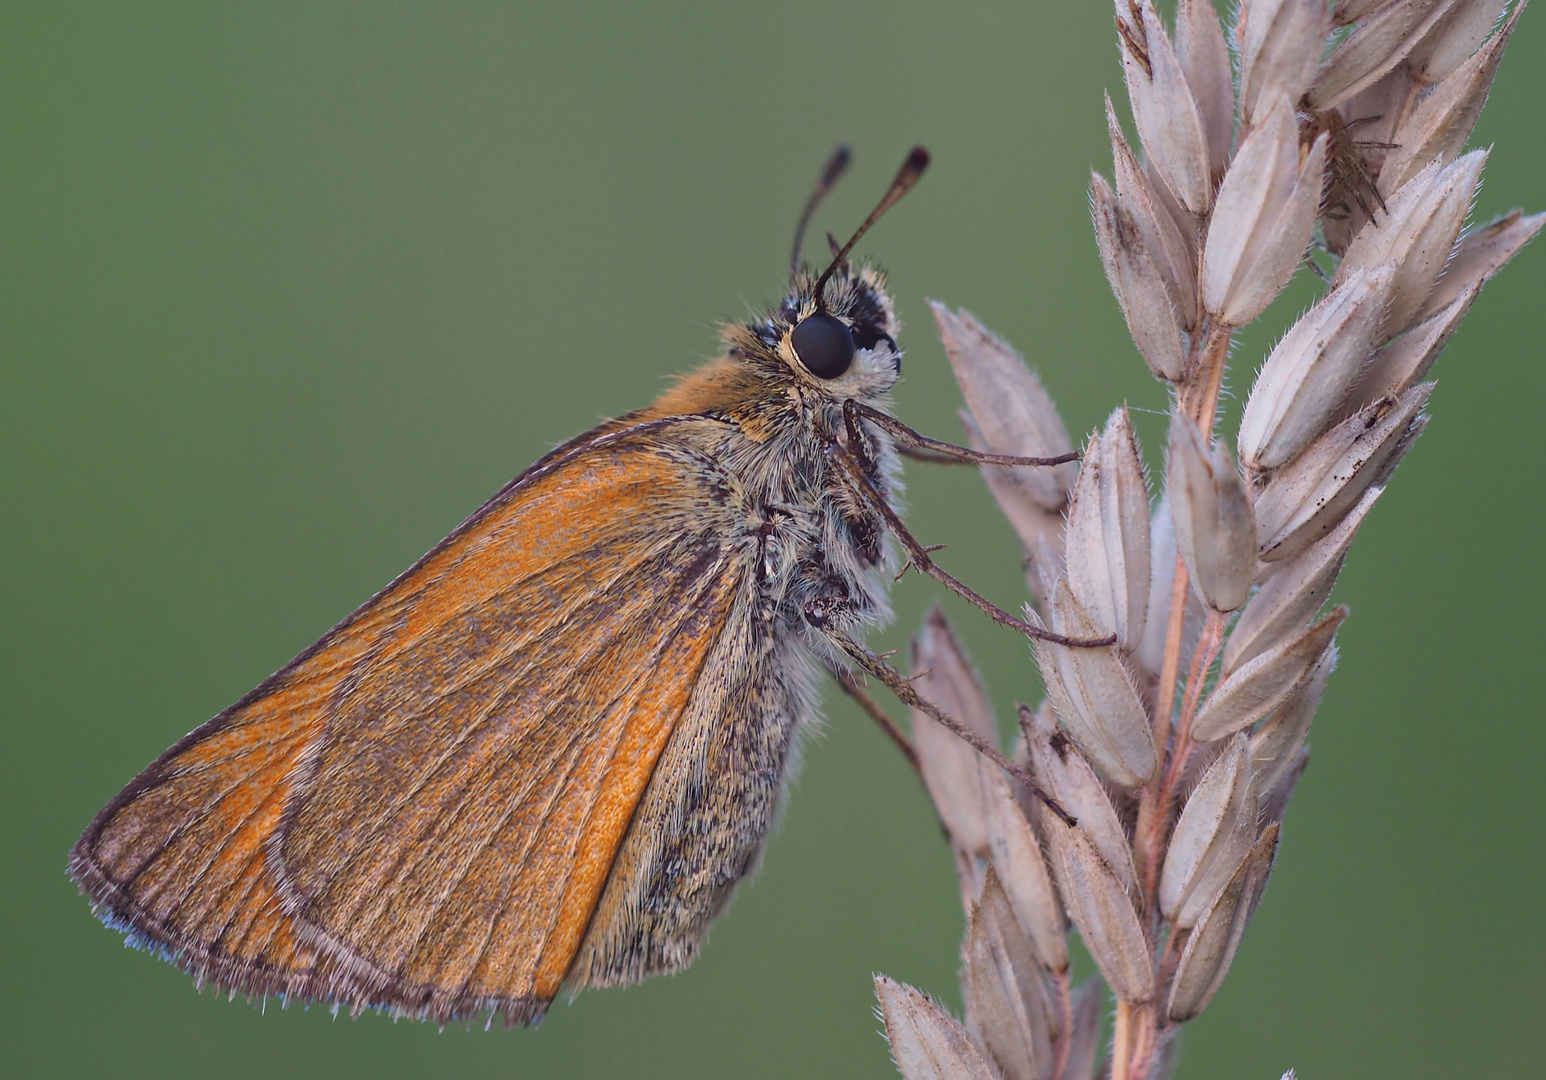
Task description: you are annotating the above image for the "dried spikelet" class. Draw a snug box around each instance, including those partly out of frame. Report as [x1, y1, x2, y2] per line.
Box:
[873, 2, 1537, 1078]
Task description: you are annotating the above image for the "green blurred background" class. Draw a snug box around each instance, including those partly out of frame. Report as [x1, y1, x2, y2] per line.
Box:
[4, 2, 1542, 1076]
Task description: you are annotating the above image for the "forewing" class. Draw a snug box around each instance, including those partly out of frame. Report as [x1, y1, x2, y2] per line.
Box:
[69, 421, 746, 1024]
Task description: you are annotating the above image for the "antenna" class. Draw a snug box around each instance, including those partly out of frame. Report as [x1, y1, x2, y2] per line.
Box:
[790, 145, 852, 277]
[813, 145, 931, 308]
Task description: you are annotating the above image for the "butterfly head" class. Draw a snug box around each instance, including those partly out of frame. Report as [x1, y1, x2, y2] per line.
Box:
[728, 263, 901, 400]
[721, 146, 925, 405]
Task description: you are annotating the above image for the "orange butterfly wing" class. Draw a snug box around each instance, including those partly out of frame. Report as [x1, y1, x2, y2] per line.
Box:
[70, 419, 747, 1024]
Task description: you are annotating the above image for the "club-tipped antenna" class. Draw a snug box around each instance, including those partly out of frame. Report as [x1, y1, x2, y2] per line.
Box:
[812, 145, 930, 308]
[790, 145, 852, 277]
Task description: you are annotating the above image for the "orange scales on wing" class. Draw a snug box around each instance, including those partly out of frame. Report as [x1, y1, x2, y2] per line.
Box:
[71, 430, 743, 1020]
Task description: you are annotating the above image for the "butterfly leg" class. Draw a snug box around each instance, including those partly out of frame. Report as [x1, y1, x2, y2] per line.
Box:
[821, 626, 1075, 826]
[843, 398, 1080, 468]
[823, 433, 1113, 649]
[827, 663, 919, 773]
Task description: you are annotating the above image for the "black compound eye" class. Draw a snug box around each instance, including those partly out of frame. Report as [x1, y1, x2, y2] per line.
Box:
[790, 312, 856, 379]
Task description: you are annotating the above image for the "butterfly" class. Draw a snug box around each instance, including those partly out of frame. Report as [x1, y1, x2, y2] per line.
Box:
[68, 146, 1093, 1028]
